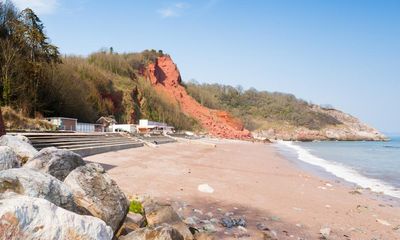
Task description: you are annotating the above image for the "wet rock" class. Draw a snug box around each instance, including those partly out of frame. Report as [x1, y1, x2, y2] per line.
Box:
[119, 224, 184, 240]
[0, 193, 113, 240]
[144, 201, 193, 240]
[0, 135, 37, 163]
[0, 168, 77, 212]
[24, 147, 85, 181]
[0, 146, 20, 170]
[64, 163, 129, 232]
[221, 217, 246, 228]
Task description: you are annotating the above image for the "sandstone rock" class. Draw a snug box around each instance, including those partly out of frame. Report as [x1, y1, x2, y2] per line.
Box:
[0, 135, 37, 163]
[0, 168, 77, 212]
[0, 146, 20, 170]
[0, 193, 113, 240]
[119, 224, 184, 240]
[64, 163, 129, 232]
[24, 147, 85, 181]
[119, 213, 146, 235]
[144, 201, 193, 240]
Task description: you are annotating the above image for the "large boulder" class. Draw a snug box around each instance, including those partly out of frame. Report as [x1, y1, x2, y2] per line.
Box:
[24, 147, 85, 181]
[64, 163, 129, 232]
[0, 146, 20, 170]
[0, 135, 37, 163]
[144, 201, 193, 240]
[0, 193, 113, 240]
[119, 224, 184, 240]
[0, 168, 77, 212]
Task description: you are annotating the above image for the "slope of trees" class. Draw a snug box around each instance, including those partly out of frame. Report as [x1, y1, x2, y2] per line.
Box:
[0, 2, 197, 130]
[185, 81, 342, 130]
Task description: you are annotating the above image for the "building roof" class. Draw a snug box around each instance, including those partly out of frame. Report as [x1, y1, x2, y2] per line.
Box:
[96, 116, 117, 124]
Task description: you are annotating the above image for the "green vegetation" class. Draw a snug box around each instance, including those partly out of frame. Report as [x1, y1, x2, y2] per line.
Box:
[185, 81, 342, 130]
[129, 200, 143, 214]
[0, 2, 197, 130]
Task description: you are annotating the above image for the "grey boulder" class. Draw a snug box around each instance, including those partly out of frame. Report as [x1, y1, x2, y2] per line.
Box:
[0, 146, 20, 170]
[64, 163, 129, 232]
[0, 135, 37, 163]
[24, 147, 85, 181]
[0, 168, 77, 212]
[0, 193, 113, 240]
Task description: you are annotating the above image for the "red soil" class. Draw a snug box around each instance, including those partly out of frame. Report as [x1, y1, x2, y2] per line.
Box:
[145, 56, 250, 139]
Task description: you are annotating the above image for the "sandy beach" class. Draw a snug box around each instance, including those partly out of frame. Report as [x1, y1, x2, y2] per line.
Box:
[86, 139, 400, 239]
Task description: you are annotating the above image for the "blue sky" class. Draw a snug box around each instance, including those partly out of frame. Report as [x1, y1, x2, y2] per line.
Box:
[11, 0, 400, 133]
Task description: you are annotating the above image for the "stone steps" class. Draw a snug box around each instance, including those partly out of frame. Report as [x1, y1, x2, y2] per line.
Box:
[10, 132, 144, 157]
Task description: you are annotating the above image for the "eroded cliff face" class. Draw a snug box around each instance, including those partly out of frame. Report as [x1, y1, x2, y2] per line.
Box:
[253, 106, 387, 141]
[145, 56, 250, 139]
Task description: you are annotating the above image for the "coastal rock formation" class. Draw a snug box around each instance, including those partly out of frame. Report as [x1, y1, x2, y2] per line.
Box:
[0, 168, 77, 212]
[119, 224, 184, 240]
[24, 147, 85, 181]
[64, 163, 129, 232]
[0, 135, 37, 163]
[144, 201, 193, 240]
[0, 193, 113, 240]
[145, 56, 250, 139]
[253, 106, 387, 141]
[0, 146, 20, 170]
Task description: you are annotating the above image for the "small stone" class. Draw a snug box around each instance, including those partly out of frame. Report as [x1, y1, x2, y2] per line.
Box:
[224, 212, 234, 217]
[184, 216, 199, 225]
[203, 223, 217, 233]
[376, 219, 391, 226]
[320, 227, 331, 238]
[193, 209, 203, 215]
[238, 226, 247, 232]
[198, 184, 214, 193]
[206, 212, 213, 218]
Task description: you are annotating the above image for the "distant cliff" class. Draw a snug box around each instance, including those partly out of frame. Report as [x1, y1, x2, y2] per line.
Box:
[252, 105, 387, 141]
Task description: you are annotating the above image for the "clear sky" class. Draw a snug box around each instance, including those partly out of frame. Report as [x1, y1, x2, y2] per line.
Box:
[11, 0, 400, 133]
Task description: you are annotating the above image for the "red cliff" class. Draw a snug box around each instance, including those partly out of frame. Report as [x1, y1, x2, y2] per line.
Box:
[146, 56, 250, 139]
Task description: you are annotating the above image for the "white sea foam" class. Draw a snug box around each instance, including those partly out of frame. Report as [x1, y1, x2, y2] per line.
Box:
[277, 141, 400, 199]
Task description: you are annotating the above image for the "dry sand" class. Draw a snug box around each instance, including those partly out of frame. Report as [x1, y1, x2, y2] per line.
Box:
[86, 139, 400, 239]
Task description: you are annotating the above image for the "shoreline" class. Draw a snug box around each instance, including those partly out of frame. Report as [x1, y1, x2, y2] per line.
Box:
[86, 139, 400, 239]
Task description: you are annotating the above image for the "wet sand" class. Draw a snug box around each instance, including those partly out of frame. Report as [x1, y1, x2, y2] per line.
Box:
[86, 139, 400, 239]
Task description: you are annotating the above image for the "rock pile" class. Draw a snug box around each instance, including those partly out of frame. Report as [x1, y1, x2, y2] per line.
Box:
[0, 135, 210, 240]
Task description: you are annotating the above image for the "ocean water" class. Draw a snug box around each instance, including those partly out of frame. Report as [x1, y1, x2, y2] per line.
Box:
[275, 136, 400, 199]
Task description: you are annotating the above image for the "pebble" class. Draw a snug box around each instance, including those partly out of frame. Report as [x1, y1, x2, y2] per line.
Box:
[320, 227, 331, 238]
[184, 216, 199, 225]
[193, 209, 203, 215]
[376, 219, 391, 226]
[198, 184, 214, 193]
[237, 226, 247, 232]
[206, 212, 213, 218]
[203, 223, 217, 233]
[221, 217, 246, 228]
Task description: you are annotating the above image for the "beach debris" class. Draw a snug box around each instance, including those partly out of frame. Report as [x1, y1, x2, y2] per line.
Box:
[238, 226, 247, 232]
[349, 189, 362, 195]
[325, 205, 331, 208]
[193, 209, 204, 215]
[318, 186, 327, 190]
[203, 223, 217, 233]
[292, 207, 303, 211]
[221, 216, 246, 228]
[224, 211, 234, 217]
[325, 183, 333, 187]
[270, 216, 281, 221]
[263, 230, 278, 240]
[319, 227, 331, 238]
[296, 223, 302, 228]
[184, 216, 199, 225]
[198, 184, 214, 193]
[376, 219, 391, 226]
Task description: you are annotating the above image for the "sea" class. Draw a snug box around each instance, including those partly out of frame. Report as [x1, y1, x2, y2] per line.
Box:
[275, 135, 400, 199]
